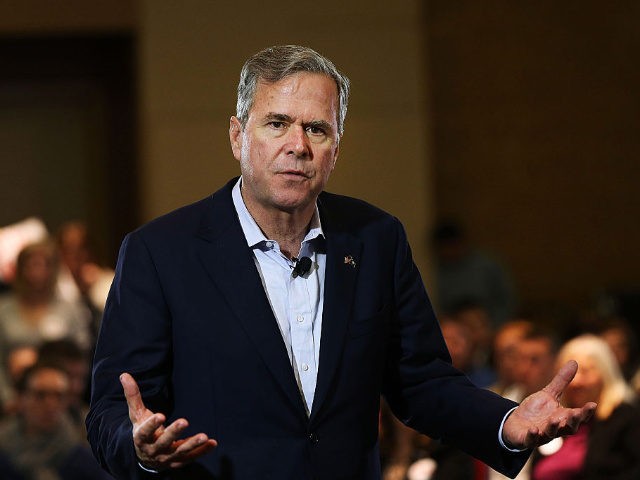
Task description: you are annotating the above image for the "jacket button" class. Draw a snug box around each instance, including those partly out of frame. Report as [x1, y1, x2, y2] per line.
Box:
[308, 433, 318, 443]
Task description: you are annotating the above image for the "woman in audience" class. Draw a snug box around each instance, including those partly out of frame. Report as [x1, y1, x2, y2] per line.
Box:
[0, 240, 88, 410]
[532, 334, 640, 479]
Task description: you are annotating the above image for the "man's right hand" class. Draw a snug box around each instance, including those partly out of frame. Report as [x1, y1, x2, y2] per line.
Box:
[120, 373, 217, 471]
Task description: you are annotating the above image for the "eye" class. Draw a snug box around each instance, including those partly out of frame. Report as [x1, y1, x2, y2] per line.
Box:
[305, 125, 326, 136]
[268, 121, 286, 129]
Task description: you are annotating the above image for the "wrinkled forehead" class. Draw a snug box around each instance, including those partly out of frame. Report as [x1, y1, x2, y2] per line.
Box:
[252, 73, 339, 117]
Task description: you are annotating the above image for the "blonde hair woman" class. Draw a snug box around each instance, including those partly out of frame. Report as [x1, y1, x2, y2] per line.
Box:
[532, 334, 640, 479]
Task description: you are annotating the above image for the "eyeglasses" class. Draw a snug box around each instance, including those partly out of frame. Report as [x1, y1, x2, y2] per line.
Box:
[25, 389, 69, 401]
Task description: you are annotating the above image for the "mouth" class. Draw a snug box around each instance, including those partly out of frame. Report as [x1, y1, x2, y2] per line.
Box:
[277, 169, 310, 179]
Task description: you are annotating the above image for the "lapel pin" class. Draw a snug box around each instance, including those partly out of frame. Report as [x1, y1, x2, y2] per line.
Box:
[344, 255, 356, 268]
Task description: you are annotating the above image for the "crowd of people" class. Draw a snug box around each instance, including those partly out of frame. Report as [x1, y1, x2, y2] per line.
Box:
[0, 215, 639, 479]
[380, 251, 640, 480]
[0, 220, 114, 479]
[0, 213, 638, 480]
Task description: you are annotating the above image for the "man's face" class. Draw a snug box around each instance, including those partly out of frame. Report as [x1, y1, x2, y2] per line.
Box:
[516, 338, 555, 395]
[229, 72, 340, 216]
[21, 368, 70, 433]
[493, 323, 529, 384]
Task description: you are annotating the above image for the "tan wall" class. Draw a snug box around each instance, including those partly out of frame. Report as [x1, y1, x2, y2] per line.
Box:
[138, 0, 436, 280]
[0, 0, 135, 33]
[426, 1, 640, 310]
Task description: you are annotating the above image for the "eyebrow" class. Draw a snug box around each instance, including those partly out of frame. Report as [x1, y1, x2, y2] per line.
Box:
[264, 113, 294, 123]
[264, 113, 333, 132]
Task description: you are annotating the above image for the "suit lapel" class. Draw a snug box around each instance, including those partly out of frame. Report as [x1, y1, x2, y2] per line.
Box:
[195, 183, 307, 418]
[310, 207, 362, 422]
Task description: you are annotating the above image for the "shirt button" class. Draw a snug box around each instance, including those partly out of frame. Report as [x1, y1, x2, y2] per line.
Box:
[265, 241, 274, 249]
[302, 363, 309, 371]
[308, 432, 318, 443]
[296, 315, 304, 323]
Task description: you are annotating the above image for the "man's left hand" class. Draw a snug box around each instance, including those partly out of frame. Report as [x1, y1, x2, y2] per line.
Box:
[502, 360, 597, 449]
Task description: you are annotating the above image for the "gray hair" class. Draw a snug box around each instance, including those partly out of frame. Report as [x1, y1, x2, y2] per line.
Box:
[558, 334, 636, 419]
[236, 45, 350, 137]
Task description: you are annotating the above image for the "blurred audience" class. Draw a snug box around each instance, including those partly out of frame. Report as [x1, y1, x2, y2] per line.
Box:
[444, 302, 497, 388]
[490, 320, 533, 399]
[486, 325, 559, 480]
[2, 345, 38, 415]
[38, 339, 91, 436]
[441, 316, 495, 388]
[0, 363, 112, 479]
[56, 221, 114, 348]
[0, 240, 89, 411]
[532, 334, 640, 479]
[431, 219, 516, 328]
[0, 217, 48, 287]
[597, 317, 640, 392]
[516, 327, 559, 398]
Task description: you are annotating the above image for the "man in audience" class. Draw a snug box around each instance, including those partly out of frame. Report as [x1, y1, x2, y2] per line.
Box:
[0, 363, 112, 479]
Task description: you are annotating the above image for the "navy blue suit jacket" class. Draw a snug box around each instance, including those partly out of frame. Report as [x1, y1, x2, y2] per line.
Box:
[87, 179, 529, 479]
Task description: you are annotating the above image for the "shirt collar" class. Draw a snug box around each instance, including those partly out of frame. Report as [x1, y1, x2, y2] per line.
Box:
[231, 177, 325, 249]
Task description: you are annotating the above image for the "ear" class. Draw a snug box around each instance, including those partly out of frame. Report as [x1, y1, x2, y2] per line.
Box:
[229, 116, 243, 161]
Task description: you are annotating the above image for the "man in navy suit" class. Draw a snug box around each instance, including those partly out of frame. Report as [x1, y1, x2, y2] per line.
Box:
[86, 45, 595, 480]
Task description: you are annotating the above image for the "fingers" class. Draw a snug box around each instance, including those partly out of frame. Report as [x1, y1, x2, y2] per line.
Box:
[141, 414, 189, 454]
[120, 372, 218, 469]
[168, 438, 218, 469]
[142, 433, 217, 470]
[134, 413, 167, 444]
[134, 416, 218, 469]
[543, 360, 578, 400]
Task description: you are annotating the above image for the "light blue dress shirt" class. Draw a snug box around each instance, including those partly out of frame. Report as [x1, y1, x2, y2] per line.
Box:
[231, 178, 326, 416]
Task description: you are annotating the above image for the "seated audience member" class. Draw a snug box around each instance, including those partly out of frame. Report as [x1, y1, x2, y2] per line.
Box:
[1, 344, 38, 415]
[490, 320, 534, 399]
[0, 241, 89, 408]
[597, 316, 640, 384]
[487, 325, 558, 480]
[516, 327, 559, 397]
[431, 219, 516, 328]
[38, 339, 91, 434]
[0, 363, 113, 480]
[441, 317, 495, 388]
[55, 221, 114, 345]
[446, 301, 497, 387]
[532, 335, 640, 479]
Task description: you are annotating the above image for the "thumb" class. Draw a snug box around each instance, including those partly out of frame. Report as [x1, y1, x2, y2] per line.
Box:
[120, 372, 148, 424]
[543, 360, 578, 400]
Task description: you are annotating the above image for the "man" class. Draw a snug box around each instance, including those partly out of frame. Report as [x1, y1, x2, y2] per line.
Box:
[516, 328, 559, 398]
[487, 326, 558, 480]
[86, 45, 595, 480]
[431, 220, 516, 328]
[0, 363, 112, 479]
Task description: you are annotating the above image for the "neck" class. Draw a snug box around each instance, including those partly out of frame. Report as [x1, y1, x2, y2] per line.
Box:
[242, 199, 315, 260]
[258, 209, 313, 259]
[18, 290, 52, 307]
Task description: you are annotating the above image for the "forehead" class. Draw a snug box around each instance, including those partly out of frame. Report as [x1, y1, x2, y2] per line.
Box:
[519, 337, 553, 355]
[27, 368, 69, 389]
[251, 73, 338, 121]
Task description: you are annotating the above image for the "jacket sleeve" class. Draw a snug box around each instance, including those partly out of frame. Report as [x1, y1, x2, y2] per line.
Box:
[86, 231, 174, 480]
[381, 218, 530, 478]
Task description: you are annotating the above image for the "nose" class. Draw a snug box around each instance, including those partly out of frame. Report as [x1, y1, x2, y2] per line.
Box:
[286, 125, 310, 158]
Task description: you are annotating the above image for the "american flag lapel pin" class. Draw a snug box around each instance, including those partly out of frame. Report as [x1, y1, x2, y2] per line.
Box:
[344, 255, 356, 268]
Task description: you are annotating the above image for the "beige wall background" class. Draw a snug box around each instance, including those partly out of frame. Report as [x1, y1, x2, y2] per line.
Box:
[2, 1, 639, 317]
[426, 1, 640, 311]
